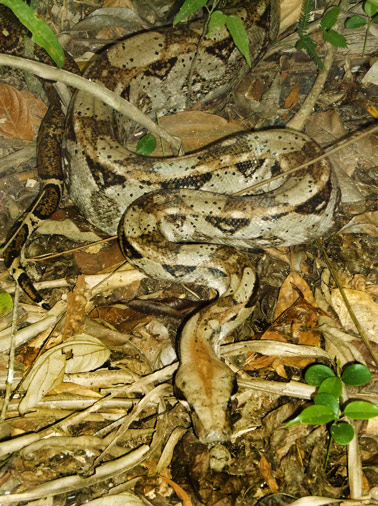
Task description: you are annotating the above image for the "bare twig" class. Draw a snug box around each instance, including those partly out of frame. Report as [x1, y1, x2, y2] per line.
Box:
[0, 54, 183, 155]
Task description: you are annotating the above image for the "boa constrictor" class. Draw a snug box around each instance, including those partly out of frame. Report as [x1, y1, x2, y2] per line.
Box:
[1, 0, 339, 443]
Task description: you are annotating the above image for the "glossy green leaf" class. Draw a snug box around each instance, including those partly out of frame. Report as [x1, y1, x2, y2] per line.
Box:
[173, 0, 208, 25]
[305, 364, 335, 386]
[314, 393, 339, 417]
[364, 1, 377, 16]
[345, 15, 368, 28]
[0, 292, 13, 317]
[136, 134, 157, 155]
[323, 29, 348, 48]
[342, 363, 371, 386]
[318, 376, 342, 398]
[207, 10, 227, 37]
[286, 405, 335, 427]
[321, 7, 340, 30]
[225, 15, 251, 67]
[1, 0, 65, 67]
[330, 422, 355, 445]
[344, 401, 378, 419]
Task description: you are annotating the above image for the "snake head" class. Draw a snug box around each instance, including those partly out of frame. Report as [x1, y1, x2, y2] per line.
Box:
[175, 348, 236, 444]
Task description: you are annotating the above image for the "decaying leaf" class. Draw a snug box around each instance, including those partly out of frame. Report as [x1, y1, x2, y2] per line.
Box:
[0, 83, 34, 140]
[331, 289, 378, 344]
[340, 211, 378, 236]
[274, 272, 318, 317]
[19, 335, 110, 413]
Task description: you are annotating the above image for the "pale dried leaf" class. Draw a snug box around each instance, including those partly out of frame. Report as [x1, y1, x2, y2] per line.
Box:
[19, 335, 110, 413]
[85, 492, 146, 506]
[340, 211, 378, 236]
[319, 316, 367, 365]
[331, 289, 378, 344]
[64, 335, 111, 373]
[362, 60, 378, 86]
[280, 0, 302, 32]
[19, 351, 66, 414]
[0, 83, 33, 140]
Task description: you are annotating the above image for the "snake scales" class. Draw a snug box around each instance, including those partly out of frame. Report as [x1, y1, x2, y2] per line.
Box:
[0, 1, 339, 443]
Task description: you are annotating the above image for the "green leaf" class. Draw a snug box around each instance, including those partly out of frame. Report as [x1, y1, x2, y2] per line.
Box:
[207, 10, 227, 37]
[314, 393, 339, 417]
[372, 14, 378, 23]
[323, 29, 348, 48]
[286, 405, 336, 427]
[225, 14, 251, 67]
[330, 422, 355, 445]
[173, 0, 208, 25]
[305, 364, 335, 386]
[364, 1, 377, 16]
[342, 364, 371, 386]
[1, 0, 65, 67]
[321, 7, 340, 30]
[344, 401, 378, 420]
[345, 15, 368, 29]
[0, 292, 13, 317]
[319, 376, 343, 398]
[136, 134, 157, 155]
[297, 0, 313, 37]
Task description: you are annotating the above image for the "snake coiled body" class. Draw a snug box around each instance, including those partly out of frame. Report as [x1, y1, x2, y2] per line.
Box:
[0, 1, 339, 442]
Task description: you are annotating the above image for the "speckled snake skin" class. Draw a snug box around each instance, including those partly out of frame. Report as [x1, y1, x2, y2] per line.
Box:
[0, 0, 339, 443]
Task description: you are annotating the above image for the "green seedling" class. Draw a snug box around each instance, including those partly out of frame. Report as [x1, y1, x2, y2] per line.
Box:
[296, 1, 347, 70]
[346, 0, 378, 56]
[286, 363, 378, 467]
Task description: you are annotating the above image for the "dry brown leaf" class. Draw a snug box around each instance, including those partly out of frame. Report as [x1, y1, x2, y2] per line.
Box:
[284, 82, 300, 109]
[244, 355, 275, 371]
[63, 275, 87, 339]
[0, 83, 33, 140]
[261, 330, 289, 342]
[20, 89, 47, 129]
[144, 111, 244, 154]
[89, 305, 154, 333]
[272, 358, 288, 378]
[161, 477, 194, 506]
[281, 356, 315, 369]
[259, 454, 279, 493]
[274, 272, 317, 318]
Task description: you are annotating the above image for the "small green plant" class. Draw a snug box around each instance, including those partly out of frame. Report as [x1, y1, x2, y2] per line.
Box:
[136, 134, 157, 155]
[346, 0, 378, 56]
[286, 363, 378, 466]
[296, 0, 347, 69]
[137, 0, 252, 156]
[174, 0, 252, 67]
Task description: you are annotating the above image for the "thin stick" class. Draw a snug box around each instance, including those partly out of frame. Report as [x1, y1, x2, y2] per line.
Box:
[316, 239, 378, 367]
[0, 54, 182, 155]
